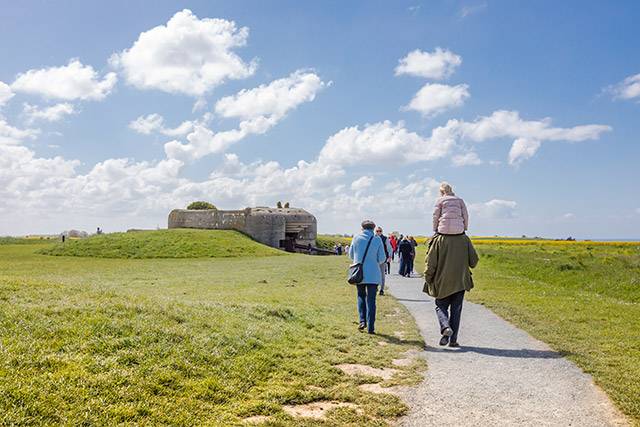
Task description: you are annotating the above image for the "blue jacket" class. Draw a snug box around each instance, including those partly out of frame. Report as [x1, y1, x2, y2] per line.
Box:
[349, 229, 386, 285]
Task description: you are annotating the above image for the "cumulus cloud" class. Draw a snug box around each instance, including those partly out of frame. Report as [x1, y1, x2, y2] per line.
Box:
[111, 9, 256, 96]
[318, 120, 456, 166]
[469, 199, 517, 219]
[318, 110, 610, 168]
[452, 151, 482, 166]
[459, 110, 611, 143]
[0, 118, 39, 145]
[395, 48, 462, 80]
[215, 70, 326, 122]
[351, 176, 374, 191]
[23, 103, 76, 123]
[0, 81, 14, 107]
[606, 73, 640, 101]
[508, 138, 541, 165]
[165, 71, 327, 161]
[11, 59, 117, 101]
[129, 113, 195, 137]
[404, 83, 470, 117]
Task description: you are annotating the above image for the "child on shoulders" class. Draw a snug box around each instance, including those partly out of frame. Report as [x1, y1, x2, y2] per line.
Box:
[432, 182, 468, 235]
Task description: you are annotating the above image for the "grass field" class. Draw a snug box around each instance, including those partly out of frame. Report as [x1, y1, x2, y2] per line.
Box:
[415, 240, 640, 425]
[39, 229, 284, 259]
[0, 235, 424, 425]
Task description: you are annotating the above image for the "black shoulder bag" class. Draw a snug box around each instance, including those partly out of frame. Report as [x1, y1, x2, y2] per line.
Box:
[347, 236, 374, 285]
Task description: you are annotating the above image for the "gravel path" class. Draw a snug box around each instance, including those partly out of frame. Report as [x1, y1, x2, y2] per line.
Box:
[385, 268, 628, 427]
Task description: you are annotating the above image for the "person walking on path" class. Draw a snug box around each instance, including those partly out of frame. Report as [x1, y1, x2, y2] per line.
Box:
[433, 182, 469, 235]
[398, 237, 414, 277]
[349, 220, 386, 334]
[408, 236, 418, 275]
[375, 226, 393, 295]
[423, 233, 478, 347]
[389, 234, 398, 261]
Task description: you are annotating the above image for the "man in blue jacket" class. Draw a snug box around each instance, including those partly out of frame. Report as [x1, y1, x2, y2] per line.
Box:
[349, 220, 386, 334]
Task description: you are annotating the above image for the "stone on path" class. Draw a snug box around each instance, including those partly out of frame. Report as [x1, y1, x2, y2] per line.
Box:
[386, 269, 629, 427]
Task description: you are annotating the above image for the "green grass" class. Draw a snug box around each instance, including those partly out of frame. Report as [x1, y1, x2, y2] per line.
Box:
[0, 241, 424, 425]
[39, 229, 284, 259]
[416, 242, 640, 425]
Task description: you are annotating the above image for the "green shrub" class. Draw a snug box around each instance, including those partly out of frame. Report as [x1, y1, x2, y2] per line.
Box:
[187, 201, 216, 210]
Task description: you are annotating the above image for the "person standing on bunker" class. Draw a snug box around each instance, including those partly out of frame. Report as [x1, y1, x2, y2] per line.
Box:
[349, 220, 386, 334]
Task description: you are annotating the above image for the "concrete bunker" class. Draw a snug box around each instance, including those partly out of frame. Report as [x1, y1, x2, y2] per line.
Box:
[168, 206, 326, 253]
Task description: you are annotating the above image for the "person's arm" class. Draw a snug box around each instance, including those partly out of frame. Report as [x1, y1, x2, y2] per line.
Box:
[348, 237, 356, 261]
[432, 200, 441, 232]
[424, 239, 438, 283]
[385, 239, 393, 261]
[376, 237, 386, 264]
[468, 239, 479, 268]
[461, 199, 469, 231]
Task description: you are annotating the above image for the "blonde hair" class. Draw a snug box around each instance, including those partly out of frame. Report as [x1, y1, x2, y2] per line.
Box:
[440, 182, 454, 196]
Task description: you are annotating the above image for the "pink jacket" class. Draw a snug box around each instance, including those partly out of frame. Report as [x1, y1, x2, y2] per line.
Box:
[433, 195, 469, 235]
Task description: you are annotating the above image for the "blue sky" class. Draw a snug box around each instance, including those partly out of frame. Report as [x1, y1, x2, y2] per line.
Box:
[1, 0, 639, 238]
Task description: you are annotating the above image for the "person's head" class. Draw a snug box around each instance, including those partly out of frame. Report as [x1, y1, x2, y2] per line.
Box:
[375, 226, 384, 236]
[439, 181, 455, 196]
[361, 220, 376, 231]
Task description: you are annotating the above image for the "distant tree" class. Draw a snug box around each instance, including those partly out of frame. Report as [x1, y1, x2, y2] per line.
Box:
[187, 201, 216, 210]
[284, 202, 290, 208]
[276, 201, 283, 208]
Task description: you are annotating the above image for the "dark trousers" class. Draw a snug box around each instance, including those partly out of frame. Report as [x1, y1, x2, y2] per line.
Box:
[356, 283, 377, 333]
[435, 290, 465, 343]
[399, 255, 411, 276]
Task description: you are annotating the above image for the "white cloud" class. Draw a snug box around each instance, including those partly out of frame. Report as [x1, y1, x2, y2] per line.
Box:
[0, 118, 39, 145]
[23, 103, 76, 123]
[452, 151, 482, 166]
[562, 213, 576, 220]
[111, 9, 256, 96]
[395, 48, 462, 80]
[459, 110, 611, 143]
[404, 83, 470, 117]
[11, 59, 117, 101]
[508, 138, 541, 165]
[469, 199, 517, 219]
[318, 120, 455, 166]
[129, 113, 195, 137]
[351, 176, 374, 191]
[165, 71, 327, 161]
[215, 70, 326, 122]
[606, 73, 640, 101]
[460, 3, 488, 18]
[0, 81, 14, 107]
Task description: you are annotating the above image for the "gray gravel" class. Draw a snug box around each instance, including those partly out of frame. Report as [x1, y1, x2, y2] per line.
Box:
[386, 268, 628, 427]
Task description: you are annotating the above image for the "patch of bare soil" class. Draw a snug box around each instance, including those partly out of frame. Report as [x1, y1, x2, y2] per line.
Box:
[282, 401, 359, 419]
[335, 363, 398, 380]
[242, 415, 270, 424]
[358, 382, 402, 395]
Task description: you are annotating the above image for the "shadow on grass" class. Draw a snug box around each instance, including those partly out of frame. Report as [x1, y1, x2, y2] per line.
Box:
[375, 333, 424, 348]
[425, 345, 567, 359]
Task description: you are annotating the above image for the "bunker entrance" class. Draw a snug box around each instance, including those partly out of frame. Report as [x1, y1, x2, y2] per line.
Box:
[280, 232, 300, 252]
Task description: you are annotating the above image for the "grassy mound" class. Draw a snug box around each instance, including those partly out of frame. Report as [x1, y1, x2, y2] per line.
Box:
[39, 229, 284, 259]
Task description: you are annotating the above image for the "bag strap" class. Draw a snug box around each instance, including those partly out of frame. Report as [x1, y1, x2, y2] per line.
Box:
[362, 235, 374, 263]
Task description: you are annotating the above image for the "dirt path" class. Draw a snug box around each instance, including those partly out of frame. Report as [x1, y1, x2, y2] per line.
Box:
[385, 269, 628, 426]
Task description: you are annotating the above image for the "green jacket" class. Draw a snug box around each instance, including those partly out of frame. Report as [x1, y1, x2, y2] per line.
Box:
[423, 234, 479, 299]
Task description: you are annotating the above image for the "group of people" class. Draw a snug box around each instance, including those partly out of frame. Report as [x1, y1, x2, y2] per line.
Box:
[348, 182, 478, 348]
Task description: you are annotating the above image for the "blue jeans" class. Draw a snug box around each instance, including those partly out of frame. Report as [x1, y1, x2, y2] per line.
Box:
[357, 283, 378, 333]
[435, 290, 465, 343]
